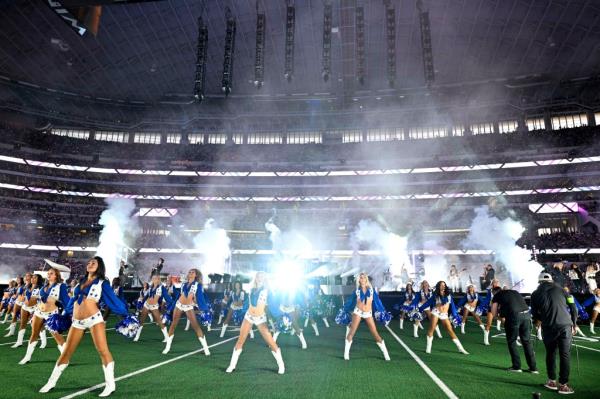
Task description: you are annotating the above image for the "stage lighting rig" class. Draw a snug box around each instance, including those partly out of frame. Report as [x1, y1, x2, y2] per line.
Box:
[254, 2, 266, 88]
[284, 0, 296, 82]
[417, 0, 435, 86]
[222, 7, 236, 96]
[193, 17, 208, 103]
[355, 5, 366, 85]
[322, 1, 333, 82]
[385, 1, 396, 88]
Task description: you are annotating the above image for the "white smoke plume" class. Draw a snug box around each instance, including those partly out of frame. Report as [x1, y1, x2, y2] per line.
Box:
[351, 219, 411, 287]
[462, 206, 541, 292]
[193, 218, 231, 275]
[422, 239, 449, 284]
[265, 217, 313, 258]
[96, 198, 139, 281]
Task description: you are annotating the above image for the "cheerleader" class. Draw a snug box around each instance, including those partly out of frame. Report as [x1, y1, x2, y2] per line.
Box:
[5, 274, 31, 337]
[397, 282, 416, 330]
[582, 288, 600, 334]
[162, 268, 210, 356]
[133, 273, 173, 342]
[225, 272, 285, 374]
[343, 272, 391, 361]
[219, 281, 246, 338]
[303, 282, 331, 336]
[410, 280, 441, 339]
[271, 287, 308, 349]
[68, 279, 77, 297]
[39, 256, 131, 396]
[0, 280, 16, 322]
[483, 279, 503, 345]
[217, 282, 233, 326]
[19, 267, 69, 364]
[457, 284, 486, 334]
[102, 278, 125, 321]
[12, 273, 44, 348]
[418, 281, 469, 355]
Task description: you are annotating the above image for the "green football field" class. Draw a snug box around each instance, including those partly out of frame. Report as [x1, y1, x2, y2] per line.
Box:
[1, 318, 598, 399]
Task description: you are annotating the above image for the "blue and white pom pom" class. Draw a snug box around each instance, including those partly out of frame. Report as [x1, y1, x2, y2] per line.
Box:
[475, 304, 488, 316]
[161, 313, 172, 326]
[575, 302, 589, 320]
[115, 315, 141, 339]
[45, 313, 72, 334]
[402, 304, 415, 313]
[374, 310, 392, 326]
[277, 314, 294, 333]
[232, 309, 244, 325]
[135, 300, 143, 311]
[408, 308, 424, 322]
[197, 309, 213, 328]
[334, 308, 351, 326]
[451, 314, 462, 328]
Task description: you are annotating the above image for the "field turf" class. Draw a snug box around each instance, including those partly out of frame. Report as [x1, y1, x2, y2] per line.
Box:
[0, 317, 598, 399]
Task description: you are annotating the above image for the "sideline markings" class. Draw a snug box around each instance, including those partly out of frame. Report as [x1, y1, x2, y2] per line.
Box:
[58, 335, 238, 399]
[574, 344, 600, 353]
[385, 325, 459, 399]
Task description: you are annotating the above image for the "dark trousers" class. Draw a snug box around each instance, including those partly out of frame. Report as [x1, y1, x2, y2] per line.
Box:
[505, 312, 536, 370]
[542, 325, 572, 384]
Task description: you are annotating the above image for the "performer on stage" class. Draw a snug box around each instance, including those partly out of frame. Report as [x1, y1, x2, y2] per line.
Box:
[219, 281, 246, 338]
[5, 273, 30, 337]
[225, 271, 285, 374]
[162, 268, 210, 356]
[418, 281, 469, 355]
[448, 265, 462, 293]
[39, 256, 132, 397]
[457, 284, 486, 335]
[18, 267, 69, 364]
[343, 272, 391, 361]
[12, 273, 43, 348]
[133, 273, 174, 342]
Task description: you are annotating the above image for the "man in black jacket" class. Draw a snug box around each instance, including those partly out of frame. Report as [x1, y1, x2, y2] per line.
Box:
[531, 272, 578, 395]
[489, 287, 537, 374]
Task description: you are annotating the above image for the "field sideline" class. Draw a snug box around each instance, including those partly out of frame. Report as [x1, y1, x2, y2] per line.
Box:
[0, 318, 598, 399]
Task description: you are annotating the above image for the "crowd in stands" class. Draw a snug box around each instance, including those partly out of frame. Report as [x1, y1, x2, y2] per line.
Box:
[520, 231, 600, 249]
[543, 261, 599, 294]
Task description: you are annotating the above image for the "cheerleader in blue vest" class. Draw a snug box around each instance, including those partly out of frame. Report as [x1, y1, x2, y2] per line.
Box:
[482, 279, 502, 345]
[0, 280, 16, 320]
[409, 280, 441, 339]
[162, 268, 211, 356]
[19, 267, 69, 364]
[581, 287, 600, 334]
[39, 256, 132, 397]
[5, 273, 31, 338]
[219, 281, 247, 338]
[456, 284, 486, 335]
[343, 272, 391, 361]
[418, 281, 469, 355]
[225, 272, 285, 374]
[134, 273, 174, 343]
[271, 287, 308, 349]
[12, 274, 44, 348]
[397, 282, 416, 331]
[217, 282, 233, 326]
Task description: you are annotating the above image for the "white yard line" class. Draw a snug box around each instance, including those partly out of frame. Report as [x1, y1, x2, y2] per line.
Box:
[385, 326, 459, 399]
[59, 335, 238, 399]
[574, 344, 600, 353]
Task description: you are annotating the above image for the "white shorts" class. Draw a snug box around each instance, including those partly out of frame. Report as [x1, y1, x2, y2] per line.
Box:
[353, 308, 372, 319]
[15, 300, 25, 307]
[280, 305, 296, 313]
[244, 312, 267, 325]
[72, 311, 104, 330]
[144, 302, 159, 311]
[22, 304, 37, 313]
[230, 304, 244, 311]
[594, 305, 600, 313]
[420, 303, 430, 312]
[465, 304, 476, 313]
[431, 308, 449, 320]
[176, 302, 195, 312]
[34, 308, 58, 320]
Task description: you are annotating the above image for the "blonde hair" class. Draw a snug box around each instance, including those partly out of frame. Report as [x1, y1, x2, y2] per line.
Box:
[252, 271, 268, 290]
[356, 272, 372, 289]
